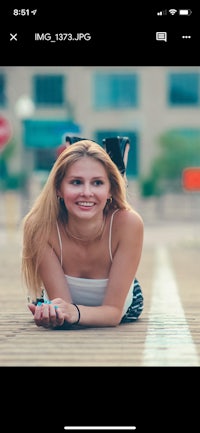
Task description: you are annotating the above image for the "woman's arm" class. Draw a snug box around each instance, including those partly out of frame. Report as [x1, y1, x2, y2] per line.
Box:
[38, 242, 72, 302]
[28, 242, 74, 328]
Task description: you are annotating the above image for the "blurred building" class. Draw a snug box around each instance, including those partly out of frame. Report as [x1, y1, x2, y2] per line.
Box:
[1, 66, 200, 184]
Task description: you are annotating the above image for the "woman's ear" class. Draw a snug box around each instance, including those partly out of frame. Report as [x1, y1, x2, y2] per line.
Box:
[106, 196, 113, 205]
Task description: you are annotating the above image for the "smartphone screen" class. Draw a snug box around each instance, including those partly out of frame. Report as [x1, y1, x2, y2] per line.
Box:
[0, 5, 198, 433]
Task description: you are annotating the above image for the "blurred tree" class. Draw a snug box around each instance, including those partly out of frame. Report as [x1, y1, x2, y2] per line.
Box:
[0, 139, 15, 188]
[139, 129, 200, 197]
[0, 138, 27, 190]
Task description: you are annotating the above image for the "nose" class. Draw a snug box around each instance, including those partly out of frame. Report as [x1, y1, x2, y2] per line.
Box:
[80, 182, 93, 196]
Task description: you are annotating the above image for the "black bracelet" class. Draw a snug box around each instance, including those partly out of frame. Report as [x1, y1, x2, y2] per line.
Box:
[72, 303, 81, 325]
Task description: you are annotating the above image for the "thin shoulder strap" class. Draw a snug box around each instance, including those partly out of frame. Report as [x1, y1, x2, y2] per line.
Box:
[109, 209, 120, 262]
[56, 221, 63, 267]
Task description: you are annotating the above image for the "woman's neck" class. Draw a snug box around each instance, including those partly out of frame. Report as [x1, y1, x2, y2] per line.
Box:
[65, 215, 106, 242]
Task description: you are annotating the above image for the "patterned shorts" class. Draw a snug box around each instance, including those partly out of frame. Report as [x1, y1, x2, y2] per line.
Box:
[121, 278, 144, 323]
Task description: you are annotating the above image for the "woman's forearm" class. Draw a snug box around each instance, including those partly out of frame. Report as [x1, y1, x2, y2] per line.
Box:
[68, 304, 122, 327]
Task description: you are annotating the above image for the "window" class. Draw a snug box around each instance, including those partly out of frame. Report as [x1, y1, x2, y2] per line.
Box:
[35, 148, 56, 171]
[33, 75, 65, 106]
[168, 73, 200, 105]
[93, 73, 138, 109]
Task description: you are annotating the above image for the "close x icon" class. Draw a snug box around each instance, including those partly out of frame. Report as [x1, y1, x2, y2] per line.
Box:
[10, 33, 17, 41]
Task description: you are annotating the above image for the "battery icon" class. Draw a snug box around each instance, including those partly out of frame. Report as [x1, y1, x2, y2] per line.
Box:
[179, 9, 192, 15]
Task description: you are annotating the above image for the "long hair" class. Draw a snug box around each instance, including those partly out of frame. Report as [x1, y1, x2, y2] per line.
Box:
[21, 140, 133, 299]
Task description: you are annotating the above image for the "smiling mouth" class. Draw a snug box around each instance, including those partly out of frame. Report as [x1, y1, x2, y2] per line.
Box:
[76, 201, 95, 207]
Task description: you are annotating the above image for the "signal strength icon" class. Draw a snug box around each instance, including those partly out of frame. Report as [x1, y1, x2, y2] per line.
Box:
[157, 10, 167, 15]
[169, 9, 177, 15]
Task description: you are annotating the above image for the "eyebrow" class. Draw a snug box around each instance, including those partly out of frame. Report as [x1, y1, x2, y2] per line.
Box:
[66, 175, 106, 180]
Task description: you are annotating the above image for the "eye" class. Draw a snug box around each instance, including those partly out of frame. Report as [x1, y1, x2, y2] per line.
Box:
[71, 179, 82, 185]
[93, 180, 103, 186]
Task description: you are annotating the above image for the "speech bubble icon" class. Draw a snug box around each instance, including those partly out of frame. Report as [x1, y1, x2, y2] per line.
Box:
[156, 32, 167, 42]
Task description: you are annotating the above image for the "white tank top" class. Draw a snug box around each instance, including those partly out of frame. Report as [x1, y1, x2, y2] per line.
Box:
[45, 210, 133, 315]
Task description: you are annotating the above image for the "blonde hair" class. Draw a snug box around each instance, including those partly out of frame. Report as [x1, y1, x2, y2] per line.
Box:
[21, 140, 133, 299]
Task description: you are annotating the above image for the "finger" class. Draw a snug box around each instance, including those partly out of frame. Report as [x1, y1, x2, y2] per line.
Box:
[34, 303, 49, 327]
[53, 305, 65, 327]
[49, 304, 59, 327]
[28, 303, 36, 315]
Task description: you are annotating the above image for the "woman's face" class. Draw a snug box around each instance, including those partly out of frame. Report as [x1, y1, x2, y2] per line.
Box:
[58, 156, 111, 219]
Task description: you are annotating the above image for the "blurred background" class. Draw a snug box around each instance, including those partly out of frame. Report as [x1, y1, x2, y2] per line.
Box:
[1, 66, 200, 229]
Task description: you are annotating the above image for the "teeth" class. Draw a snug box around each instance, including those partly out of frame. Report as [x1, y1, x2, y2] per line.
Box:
[77, 202, 94, 206]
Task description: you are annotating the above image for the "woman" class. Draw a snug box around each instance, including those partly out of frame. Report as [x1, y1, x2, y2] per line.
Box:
[21, 140, 144, 329]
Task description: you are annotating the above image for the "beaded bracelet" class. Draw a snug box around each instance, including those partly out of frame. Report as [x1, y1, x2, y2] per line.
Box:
[72, 303, 81, 325]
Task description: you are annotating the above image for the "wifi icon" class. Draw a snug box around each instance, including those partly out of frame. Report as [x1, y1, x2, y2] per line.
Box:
[169, 8, 177, 15]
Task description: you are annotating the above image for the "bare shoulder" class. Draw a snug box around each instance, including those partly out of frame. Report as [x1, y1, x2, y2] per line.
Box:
[111, 209, 144, 247]
[114, 208, 144, 231]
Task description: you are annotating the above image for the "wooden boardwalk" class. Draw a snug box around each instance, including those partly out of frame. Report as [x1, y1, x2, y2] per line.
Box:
[0, 216, 200, 367]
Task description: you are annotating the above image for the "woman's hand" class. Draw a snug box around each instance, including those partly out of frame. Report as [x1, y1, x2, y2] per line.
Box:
[28, 300, 64, 328]
[28, 298, 80, 328]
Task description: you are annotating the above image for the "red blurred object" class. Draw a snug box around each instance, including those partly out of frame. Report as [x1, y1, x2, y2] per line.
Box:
[182, 167, 200, 191]
[0, 116, 12, 151]
[56, 144, 67, 158]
